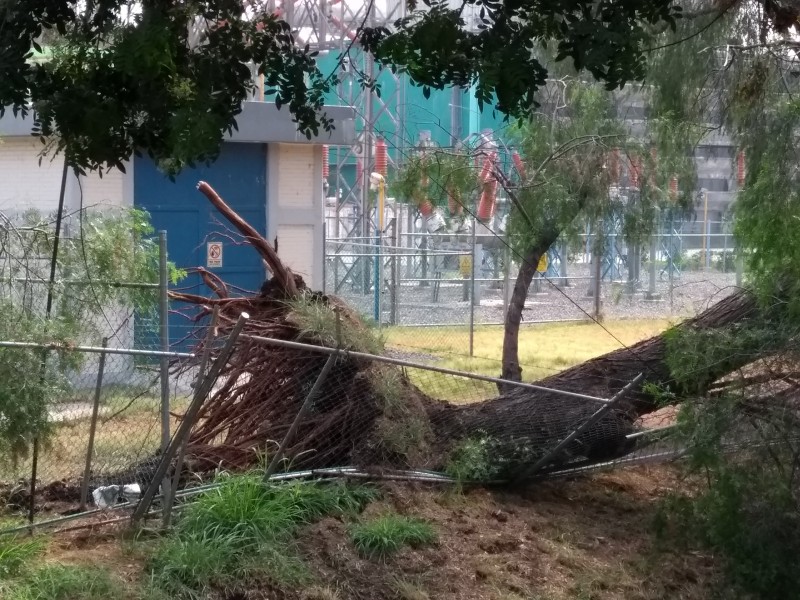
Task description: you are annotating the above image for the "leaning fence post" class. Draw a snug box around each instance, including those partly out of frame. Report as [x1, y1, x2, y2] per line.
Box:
[163, 306, 220, 528]
[263, 351, 339, 482]
[132, 311, 250, 524]
[79, 337, 108, 511]
[513, 373, 645, 483]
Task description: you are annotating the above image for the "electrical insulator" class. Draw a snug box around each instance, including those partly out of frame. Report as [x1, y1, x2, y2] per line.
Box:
[737, 150, 746, 187]
[512, 151, 526, 178]
[322, 145, 329, 179]
[479, 153, 496, 183]
[649, 147, 658, 188]
[609, 148, 620, 185]
[669, 176, 678, 199]
[375, 138, 388, 177]
[447, 189, 463, 215]
[629, 156, 641, 189]
[419, 200, 434, 217]
[477, 179, 498, 221]
[356, 158, 363, 189]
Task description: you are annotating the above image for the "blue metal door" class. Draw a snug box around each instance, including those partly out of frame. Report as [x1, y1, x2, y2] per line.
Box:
[134, 143, 268, 352]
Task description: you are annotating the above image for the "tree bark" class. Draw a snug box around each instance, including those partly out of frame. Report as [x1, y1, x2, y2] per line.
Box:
[501, 243, 545, 383]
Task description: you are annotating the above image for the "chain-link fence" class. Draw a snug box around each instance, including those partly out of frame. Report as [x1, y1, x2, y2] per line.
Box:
[325, 201, 742, 360]
[0, 213, 196, 520]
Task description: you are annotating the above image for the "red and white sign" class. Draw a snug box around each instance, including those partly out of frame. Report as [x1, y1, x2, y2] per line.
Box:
[207, 242, 223, 268]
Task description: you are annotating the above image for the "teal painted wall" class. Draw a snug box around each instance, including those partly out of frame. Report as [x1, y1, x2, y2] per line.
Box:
[316, 51, 512, 197]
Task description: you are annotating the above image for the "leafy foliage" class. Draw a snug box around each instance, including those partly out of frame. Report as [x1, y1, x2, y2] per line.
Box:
[362, 0, 682, 118]
[1, 0, 332, 173]
[0, 207, 183, 461]
[3, 564, 120, 600]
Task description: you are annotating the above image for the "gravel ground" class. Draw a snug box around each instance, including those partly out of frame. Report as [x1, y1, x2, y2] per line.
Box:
[330, 264, 740, 327]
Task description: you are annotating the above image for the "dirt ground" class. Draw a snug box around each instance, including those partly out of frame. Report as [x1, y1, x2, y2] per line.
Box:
[33, 464, 728, 600]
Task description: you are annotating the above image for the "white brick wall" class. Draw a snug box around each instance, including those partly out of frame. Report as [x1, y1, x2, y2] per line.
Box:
[0, 138, 66, 215]
[276, 144, 315, 209]
[0, 138, 126, 217]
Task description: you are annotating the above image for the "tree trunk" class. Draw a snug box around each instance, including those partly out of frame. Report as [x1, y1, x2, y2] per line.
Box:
[501, 242, 551, 384]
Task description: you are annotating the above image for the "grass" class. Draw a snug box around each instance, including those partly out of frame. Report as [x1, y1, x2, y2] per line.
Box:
[384, 319, 672, 401]
[287, 290, 385, 354]
[2, 564, 121, 600]
[350, 513, 437, 559]
[0, 534, 45, 579]
[148, 475, 377, 598]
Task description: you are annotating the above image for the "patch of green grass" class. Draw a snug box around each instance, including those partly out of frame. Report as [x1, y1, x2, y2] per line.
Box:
[0, 534, 45, 579]
[384, 319, 672, 402]
[350, 513, 437, 559]
[3, 564, 118, 600]
[149, 475, 377, 598]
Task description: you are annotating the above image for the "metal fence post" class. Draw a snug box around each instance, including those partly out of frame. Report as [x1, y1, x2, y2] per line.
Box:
[469, 224, 477, 357]
[593, 221, 603, 319]
[133, 312, 250, 523]
[391, 218, 399, 325]
[157, 231, 172, 524]
[79, 337, 108, 511]
[646, 209, 661, 301]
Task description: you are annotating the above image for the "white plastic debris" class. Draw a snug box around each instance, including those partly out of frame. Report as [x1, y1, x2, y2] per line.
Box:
[91, 483, 142, 508]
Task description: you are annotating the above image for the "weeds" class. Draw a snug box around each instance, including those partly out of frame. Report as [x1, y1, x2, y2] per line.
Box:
[149, 475, 376, 598]
[350, 513, 437, 559]
[445, 435, 498, 484]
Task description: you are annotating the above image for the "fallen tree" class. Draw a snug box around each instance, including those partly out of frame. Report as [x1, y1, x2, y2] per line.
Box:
[171, 182, 768, 482]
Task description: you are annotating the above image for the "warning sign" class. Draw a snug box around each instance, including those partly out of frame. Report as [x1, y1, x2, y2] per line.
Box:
[537, 254, 548, 273]
[207, 242, 223, 268]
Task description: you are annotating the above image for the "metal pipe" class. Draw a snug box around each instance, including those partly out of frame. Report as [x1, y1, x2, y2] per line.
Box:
[0, 277, 159, 289]
[241, 333, 613, 404]
[469, 222, 476, 356]
[79, 338, 108, 511]
[0, 340, 194, 359]
[164, 306, 220, 528]
[158, 231, 172, 526]
[30, 159, 70, 527]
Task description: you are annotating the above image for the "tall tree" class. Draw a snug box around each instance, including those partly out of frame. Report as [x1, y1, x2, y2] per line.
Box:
[1, 0, 687, 173]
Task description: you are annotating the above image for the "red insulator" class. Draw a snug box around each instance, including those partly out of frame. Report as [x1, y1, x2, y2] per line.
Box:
[629, 156, 641, 189]
[477, 179, 497, 221]
[479, 153, 496, 183]
[419, 200, 434, 217]
[322, 145, 330, 179]
[669, 175, 678, 199]
[448, 190, 463, 215]
[737, 150, 746, 187]
[609, 147, 620, 185]
[649, 147, 658, 187]
[375, 138, 388, 177]
[512, 151, 526, 178]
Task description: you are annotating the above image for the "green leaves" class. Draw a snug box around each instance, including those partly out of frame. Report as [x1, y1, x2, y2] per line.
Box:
[363, 0, 681, 121]
[1, 1, 332, 173]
